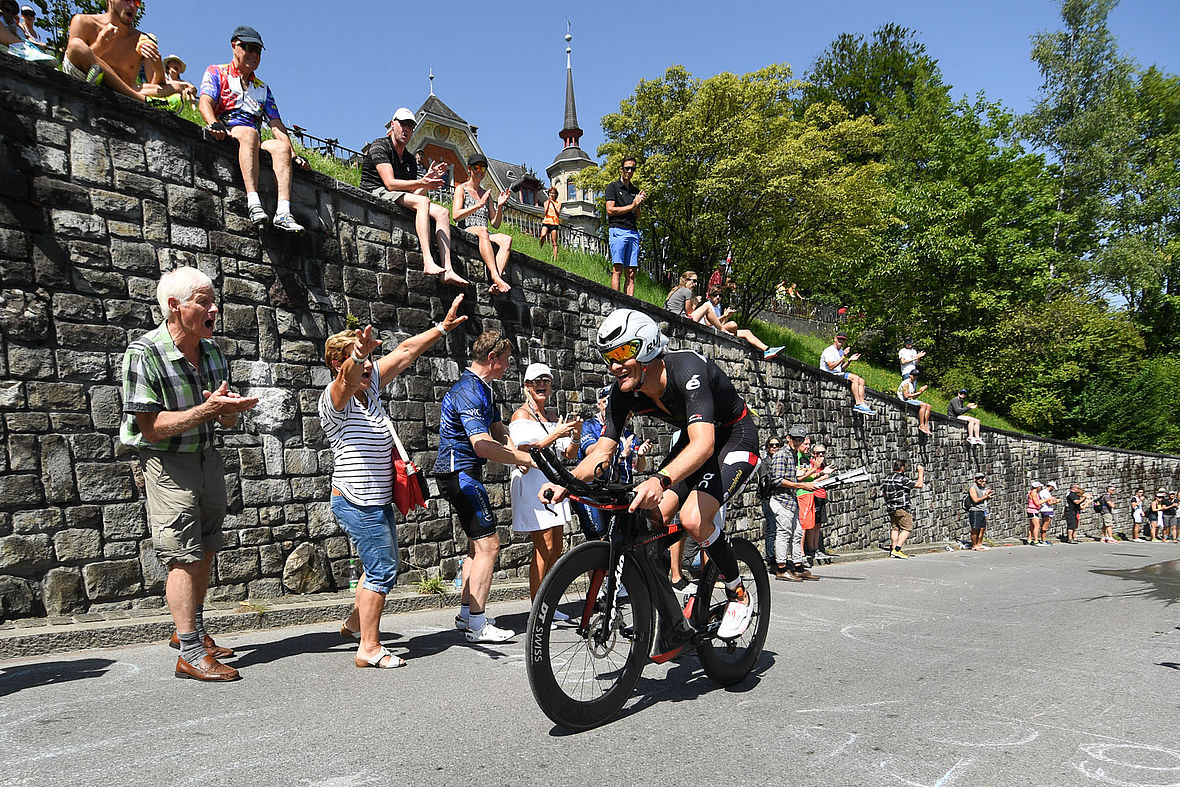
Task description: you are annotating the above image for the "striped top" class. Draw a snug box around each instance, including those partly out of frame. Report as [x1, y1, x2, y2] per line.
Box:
[120, 323, 229, 453]
[319, 374, 395, 506]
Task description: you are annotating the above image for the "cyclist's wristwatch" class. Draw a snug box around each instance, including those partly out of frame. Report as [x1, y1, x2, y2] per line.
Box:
[656, 471, 673, 490]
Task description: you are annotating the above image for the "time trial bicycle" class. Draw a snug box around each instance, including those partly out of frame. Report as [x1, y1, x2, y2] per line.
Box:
[526, 446, 771, 731]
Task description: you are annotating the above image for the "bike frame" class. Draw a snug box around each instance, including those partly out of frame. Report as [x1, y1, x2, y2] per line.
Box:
[570, 494, 697, 662]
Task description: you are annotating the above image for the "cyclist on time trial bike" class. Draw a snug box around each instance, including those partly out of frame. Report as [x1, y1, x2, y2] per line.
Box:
[540, 308, 760, 640]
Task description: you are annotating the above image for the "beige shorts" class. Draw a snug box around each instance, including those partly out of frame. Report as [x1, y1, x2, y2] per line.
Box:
[61, 54, 87, 79]
[140, 448, 226, 565]
[890, 508, 914, 532]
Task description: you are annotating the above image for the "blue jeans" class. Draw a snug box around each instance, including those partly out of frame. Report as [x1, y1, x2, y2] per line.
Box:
[609, 227, 640, 268]
[330, 495, 399, 593]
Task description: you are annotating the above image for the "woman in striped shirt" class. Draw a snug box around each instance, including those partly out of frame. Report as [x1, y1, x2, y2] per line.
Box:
[319, 294, 467, 669]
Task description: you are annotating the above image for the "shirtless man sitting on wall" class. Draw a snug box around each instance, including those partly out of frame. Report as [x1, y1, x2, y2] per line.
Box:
[63, 0, 178, 106]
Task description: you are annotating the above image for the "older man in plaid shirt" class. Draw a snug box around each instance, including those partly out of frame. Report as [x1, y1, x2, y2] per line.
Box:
[121, 267, 258, 682]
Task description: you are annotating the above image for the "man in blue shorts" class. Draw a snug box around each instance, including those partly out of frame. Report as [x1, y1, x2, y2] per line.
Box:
[605, 157, 645, 296]
[542, 308, 760, 643]
[434, 330, 534, 643]
[198, 26, 305, 233]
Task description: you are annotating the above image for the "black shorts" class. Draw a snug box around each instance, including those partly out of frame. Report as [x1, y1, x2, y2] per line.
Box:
[541, 223, 559, 231]
[661, 415, 759, 507]
[441, 469, 498, 541]
[969, 510, 987, 531]
[815, 497, 828, 525]
[1064, 511, 1079, 529]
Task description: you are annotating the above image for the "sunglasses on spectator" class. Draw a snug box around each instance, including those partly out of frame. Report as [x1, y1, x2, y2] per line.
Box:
[621, 165, 636, 171]
[813, 451, 825, 455]
[236, 42, 262, 54]
[601, 340, 641, 365]
[767, 442, 781, 448]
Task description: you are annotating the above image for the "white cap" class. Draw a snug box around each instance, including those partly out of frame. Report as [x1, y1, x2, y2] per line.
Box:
[523, 362, 553, 382]
[1047, 481, 1058, 488]
[1031, 481, 1043, 488]
[392, 107, 416, 123]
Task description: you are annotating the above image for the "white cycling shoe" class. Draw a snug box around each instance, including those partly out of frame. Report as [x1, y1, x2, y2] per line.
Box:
[716, 585, 753, 639]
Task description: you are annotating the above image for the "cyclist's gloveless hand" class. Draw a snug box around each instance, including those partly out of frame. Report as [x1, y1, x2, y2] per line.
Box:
[628, 476, 665, 513]
[539, 482, 568, 504]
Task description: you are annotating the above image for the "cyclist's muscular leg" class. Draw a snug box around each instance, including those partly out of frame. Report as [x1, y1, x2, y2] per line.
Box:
[676, 490, 741, 586]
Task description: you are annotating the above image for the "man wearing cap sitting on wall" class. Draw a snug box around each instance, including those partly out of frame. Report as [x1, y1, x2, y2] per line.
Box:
[199, 25, 307, 233]
[62, 0, 181, 107]
[897, 368, 932, 435]
[162, 53, 196, 104]
[820, 332, 874, 414]
[359, 109, 468, 287]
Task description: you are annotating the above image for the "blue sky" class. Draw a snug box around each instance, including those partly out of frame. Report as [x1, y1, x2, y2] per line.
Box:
[136, 0, 1178, 178]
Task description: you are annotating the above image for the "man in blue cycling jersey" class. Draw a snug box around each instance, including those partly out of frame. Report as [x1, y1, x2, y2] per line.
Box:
[542, 308, 758, 640]
[434, 330, 534, 644]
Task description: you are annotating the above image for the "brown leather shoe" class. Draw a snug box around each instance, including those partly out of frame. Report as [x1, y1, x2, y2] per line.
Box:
[775, 570, 802, 582]
[174, 654, 241, 682]
[795, 566, 820, 581]
[169, 632, 235, 659]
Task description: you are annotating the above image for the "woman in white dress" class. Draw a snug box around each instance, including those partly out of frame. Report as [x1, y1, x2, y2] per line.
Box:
[509, 363, 581, 598]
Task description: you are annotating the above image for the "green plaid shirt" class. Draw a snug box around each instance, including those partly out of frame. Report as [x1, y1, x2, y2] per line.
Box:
[120, 323, 230, 453]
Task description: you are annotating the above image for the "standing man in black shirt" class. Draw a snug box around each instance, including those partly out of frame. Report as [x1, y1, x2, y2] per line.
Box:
[604, 156, 646, 296]
[359, 107, 468, 287]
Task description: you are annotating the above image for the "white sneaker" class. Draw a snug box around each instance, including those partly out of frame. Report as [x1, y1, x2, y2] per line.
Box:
[552, 608, 571, 622]
[465, 621, 515, 644]
[716, 586, 753, 639]
[454, 613, 495, 632]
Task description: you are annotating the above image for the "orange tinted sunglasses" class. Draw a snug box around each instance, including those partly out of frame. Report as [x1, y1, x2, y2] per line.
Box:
[601, 340, 641, 365]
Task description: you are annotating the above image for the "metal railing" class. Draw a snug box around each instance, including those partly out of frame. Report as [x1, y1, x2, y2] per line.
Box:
[767, 297, 847, 324]
[289, 125, 363, 164]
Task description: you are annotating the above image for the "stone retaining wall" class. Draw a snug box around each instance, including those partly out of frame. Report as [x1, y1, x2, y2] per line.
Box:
[2, 57, 1178, 621]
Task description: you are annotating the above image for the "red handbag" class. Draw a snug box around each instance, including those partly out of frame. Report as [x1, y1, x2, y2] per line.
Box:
[390, 422, 429, 516]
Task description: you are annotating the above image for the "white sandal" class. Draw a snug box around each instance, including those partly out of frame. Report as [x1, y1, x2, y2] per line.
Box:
[354, 646, 406, 669]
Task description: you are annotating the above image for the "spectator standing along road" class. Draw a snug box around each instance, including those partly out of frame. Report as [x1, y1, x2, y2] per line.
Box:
[805, 442, 835, 564]
[756, 436, 782, 568]
[967, 473, 994, 550]
[320, 295, 467, 670]
[1097, 486, 1117, 543]
[434, 330, 534, 644]
[881, 458, 924, 559]
[605, 157, 645, 296]
[359, 108, 468, 286]
[768, 425, 818, 581]
[120, 268, 258, 682]
[1063, 483, 1087, 544]
[1130, 488, 1146, 541]
[1039, 481, 1060, 541]
[508, 363, 581, 600]
[199, 26, 306, 233]
[820, 333, 875, 415]
[1026, 481, 1046, 545]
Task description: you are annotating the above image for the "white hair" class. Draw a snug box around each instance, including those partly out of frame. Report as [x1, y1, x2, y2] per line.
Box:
[156, 267, 213, 316]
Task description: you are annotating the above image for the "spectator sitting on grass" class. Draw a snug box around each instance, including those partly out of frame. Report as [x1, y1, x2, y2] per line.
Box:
[18, 5, 43, 46]
[62, 0, 180, 106]
[696, 286, 784, 360]
[162, 53, 196, 104]
[896, 368, 932, 434]
[199, 26, 308, 234]
[359, 108, 468, 287]
[820, 332, 874, 415]
[898, 337, 926, 377]
[948, 389, 983, 444]
[452, 153, 513, 295]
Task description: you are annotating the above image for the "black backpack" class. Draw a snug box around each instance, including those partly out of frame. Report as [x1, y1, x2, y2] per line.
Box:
[1093, 497, 1104, 513]
[962, 490, 973, 512]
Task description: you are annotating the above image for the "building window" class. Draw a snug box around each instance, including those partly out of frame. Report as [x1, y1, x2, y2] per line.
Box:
[567, 181, 577, 201]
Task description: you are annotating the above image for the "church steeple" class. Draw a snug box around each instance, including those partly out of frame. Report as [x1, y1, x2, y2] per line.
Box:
[560, 27, 583, 150]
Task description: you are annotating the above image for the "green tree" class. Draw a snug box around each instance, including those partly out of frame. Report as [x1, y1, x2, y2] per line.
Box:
[580, 65, 891, 321]
[1021, 0, 1136, 270]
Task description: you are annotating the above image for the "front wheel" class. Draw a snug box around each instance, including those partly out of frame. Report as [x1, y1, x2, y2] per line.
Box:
[526, 541, 652, 731]
[693, 537, 771, 686]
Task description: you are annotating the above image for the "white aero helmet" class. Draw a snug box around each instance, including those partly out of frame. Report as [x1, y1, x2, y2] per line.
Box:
[597, 308, 667, 364]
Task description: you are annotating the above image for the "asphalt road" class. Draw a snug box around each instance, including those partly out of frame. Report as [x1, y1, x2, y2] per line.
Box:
[2, 542, 1178, 787]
